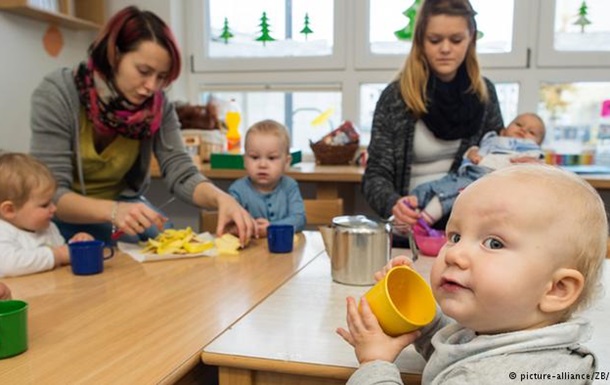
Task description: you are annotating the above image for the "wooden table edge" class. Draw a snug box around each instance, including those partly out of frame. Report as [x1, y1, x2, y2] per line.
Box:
[157, 237, 326, 384]
[201, 351, 422, 384]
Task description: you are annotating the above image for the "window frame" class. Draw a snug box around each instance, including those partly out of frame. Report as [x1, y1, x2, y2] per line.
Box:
[353, 0, 531, 70]
[536, 0, 610, 68]
[191, 0, 347, 72]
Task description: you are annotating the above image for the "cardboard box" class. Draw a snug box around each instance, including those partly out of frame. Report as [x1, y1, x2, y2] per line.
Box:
[210, 149, 302, 169]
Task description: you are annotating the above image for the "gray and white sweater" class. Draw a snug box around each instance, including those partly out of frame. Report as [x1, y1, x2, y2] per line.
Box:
[362, 79, 504, 218]
[29, 68, 208, 204]
[348, 315, 596, 385]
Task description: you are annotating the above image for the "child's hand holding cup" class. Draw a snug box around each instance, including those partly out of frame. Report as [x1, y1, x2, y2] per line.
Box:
[363, 260, 436, 336]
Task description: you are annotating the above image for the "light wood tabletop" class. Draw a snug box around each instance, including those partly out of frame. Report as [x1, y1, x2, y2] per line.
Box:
[0, 231, 325, 385]
[202, 255, 610, 385]
[199, 162, 364, 200]
[155, 161, 610, 193]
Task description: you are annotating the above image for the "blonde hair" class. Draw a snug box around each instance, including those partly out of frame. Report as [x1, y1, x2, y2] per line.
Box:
[490, 165, 607, 318]
[245, 119, 291, 154]
[0, 153, 56, 209]
[399, 0, 488, 118]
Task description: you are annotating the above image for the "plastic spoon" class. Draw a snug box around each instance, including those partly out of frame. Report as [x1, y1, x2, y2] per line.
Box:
[403, 201, 444, 238]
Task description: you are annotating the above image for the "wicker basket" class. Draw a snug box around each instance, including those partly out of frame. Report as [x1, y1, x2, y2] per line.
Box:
[310, 140, 359, 165]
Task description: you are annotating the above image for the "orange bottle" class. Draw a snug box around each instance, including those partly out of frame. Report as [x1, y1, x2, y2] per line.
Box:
[225, 99, 241, 153]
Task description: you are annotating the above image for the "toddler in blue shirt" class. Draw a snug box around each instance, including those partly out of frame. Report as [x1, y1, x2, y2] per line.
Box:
[229, 119, 305, 238]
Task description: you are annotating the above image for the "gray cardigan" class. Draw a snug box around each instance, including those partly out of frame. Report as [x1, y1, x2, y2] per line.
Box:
[29, 68, 208, 204]
[348, 315, 597, 385]
[362, 79, 504, 218]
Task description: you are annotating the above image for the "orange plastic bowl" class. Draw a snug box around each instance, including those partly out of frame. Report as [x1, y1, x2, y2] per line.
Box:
[413, 226, 446, 257]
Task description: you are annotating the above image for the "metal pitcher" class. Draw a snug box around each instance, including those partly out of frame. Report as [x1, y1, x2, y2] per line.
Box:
[320, 215, 392, 286]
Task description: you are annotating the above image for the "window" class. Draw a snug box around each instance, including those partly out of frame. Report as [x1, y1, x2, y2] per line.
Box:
[355, 0, 528, 69]
[192, 0, 346, 71]
[537, 81, 610, 155]
[186, 0, 610, 161]
[537, 0, 610, 67]
[199, 88, 342, 155]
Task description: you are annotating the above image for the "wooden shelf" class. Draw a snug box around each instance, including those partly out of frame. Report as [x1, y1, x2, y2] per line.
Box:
[0, 0, 104, 30]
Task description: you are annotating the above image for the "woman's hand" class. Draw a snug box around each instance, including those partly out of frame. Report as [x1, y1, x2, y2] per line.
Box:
[113, 202, 166, 236]
[391, 196, 420, 229]
[336, 296, 419, 365]
[215, 193, 257, 247]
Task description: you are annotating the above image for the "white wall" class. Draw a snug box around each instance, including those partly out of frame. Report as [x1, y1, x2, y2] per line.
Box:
[0, 1, 190, 153]
[0, 12, 96, 152]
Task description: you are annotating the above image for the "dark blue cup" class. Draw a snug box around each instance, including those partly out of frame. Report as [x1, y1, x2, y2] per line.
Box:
[69, 240, 115, 275]
[267, 225, 295, 253]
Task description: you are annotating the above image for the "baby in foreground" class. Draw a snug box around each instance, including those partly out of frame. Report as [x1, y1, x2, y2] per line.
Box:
[338, 164, 607, 384]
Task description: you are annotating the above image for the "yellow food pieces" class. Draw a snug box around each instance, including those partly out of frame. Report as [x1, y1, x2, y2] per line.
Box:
[139, 227, 213, 255]
[214, 233, 241, 255]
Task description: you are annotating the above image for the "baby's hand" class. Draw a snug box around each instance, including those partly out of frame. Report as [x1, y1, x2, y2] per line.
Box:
[0, 282, 12, 300]
[255, 218, 270, 238]
[69, 232, 94, 243]
[336, 296, 419, 364]
[509, 155, 542, 164]
[52, 245, 70, 267]
[373, 255, 413, 282]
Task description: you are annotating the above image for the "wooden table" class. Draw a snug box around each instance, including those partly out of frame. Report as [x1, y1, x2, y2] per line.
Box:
[581, 174, 610, 190]
[0, 232, 325, 385]
[201, 255, 610, 385]
[199, 162, 364, 200]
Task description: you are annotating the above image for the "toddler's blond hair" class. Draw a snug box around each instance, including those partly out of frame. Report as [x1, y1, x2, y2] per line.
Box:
[0, 153, 56, 209]
[245, 119, 291, 155]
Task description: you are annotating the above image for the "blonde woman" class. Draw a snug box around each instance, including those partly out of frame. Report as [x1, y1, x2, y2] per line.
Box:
[362, 0, 504, 233]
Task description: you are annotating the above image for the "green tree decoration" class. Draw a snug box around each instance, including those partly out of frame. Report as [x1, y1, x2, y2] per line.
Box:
[255, 12, 276, 46]
[219, 17, 234, 44]
[394, 0, 422, 41]
[300, 13, 314, 40]
[573, 1, 592, 33]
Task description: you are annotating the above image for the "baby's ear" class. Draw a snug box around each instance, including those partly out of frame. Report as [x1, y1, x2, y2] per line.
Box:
[539, 268, 584, 314]
[0, 200, 16, 219]
[284, 154, 292, 169]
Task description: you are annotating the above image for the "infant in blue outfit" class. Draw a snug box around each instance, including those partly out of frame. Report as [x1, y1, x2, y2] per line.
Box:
[228, 119, 305, 238]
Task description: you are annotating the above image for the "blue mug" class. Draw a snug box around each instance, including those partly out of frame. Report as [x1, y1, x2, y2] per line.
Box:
[69, 240, 115, 275]
[267, 225, 295, 253]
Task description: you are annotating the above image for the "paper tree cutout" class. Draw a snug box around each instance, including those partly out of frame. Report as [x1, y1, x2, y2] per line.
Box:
[300, 13, 314, 40]
[219, 17, 234, 44]
[255, 12, 276, 46]
[394, 0, 421, 41]
[573, 1, 592, 33]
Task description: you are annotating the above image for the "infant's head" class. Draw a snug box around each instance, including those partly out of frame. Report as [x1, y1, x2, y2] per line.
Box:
[431, 164, 606, 334]
[501, 113, 546, 145]
[245, 119, 290, 155]
[0, 153, 56, 208]
[0, 153, 57, 231]
[243, 120, 292, 192]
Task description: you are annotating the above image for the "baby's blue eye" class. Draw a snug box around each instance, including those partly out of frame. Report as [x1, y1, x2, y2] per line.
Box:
[448, 233, 460, 243]
[483, 238, 504, 249]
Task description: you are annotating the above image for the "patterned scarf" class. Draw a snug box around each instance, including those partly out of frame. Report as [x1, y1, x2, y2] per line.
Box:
[74, 60, 163, 139]
[421, 64, 485, 141]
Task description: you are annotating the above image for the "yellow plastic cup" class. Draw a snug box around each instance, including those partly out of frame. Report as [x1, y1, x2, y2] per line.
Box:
[363, 265, 436, 336]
